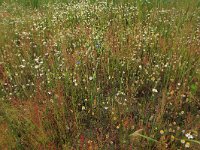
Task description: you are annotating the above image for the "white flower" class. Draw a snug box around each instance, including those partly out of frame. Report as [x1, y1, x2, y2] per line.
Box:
[180, 111, 184, 115]
[181, 139, 185, 144]
[19, 65, 25, 68]
[152, 88, 158, 93]
[104, 107, 109, 110]
[34, 58, 39, 62]
[89, 76, 93, 81]
[185, 133, 193, 139]
[82, 106, 86, 110]
[34, 65, 39, 69]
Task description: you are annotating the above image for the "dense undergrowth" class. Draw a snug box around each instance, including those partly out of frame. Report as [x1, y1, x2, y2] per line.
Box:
[0, 0, 200, 149]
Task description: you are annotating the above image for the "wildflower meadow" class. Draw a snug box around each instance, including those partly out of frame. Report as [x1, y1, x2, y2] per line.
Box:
[0, 0, 200, 149]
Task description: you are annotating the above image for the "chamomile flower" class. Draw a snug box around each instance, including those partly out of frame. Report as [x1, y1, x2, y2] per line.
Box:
[185, 133, 193, 139]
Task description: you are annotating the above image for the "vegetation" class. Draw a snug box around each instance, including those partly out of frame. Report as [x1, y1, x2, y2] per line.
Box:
[0, 0, 200, 149]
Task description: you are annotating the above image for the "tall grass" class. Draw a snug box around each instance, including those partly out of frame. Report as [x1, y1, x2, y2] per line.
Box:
[0, 0, 200, 149]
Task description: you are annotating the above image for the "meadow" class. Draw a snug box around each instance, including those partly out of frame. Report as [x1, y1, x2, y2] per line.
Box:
[0, 0, 200, 149]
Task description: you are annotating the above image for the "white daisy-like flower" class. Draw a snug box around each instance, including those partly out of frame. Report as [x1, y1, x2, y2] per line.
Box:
[152, 88, 158, 93]
[89, 76, 93, 81]
[185, 133, 193, 139]
[104, 107, 109, 110]
[34, 65, 39, 69]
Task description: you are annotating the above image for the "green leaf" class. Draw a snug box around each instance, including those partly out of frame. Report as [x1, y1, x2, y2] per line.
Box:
[191, 84, 197, 94]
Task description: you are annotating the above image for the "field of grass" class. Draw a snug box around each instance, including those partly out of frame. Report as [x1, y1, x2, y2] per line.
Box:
[0, 0, 200, 149]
